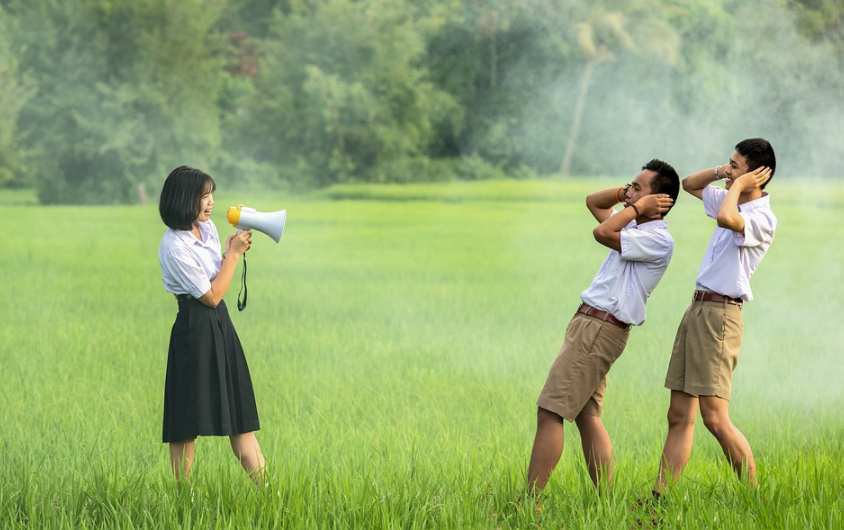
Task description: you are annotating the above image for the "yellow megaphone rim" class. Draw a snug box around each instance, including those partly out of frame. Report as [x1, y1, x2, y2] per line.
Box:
[226, 204, 243, 227]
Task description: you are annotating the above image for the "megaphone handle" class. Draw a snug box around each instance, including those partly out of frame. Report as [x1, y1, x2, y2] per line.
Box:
[237, 227, 250, 253]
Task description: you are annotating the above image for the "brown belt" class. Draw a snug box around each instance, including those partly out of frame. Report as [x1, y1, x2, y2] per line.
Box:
[576, 303, 631, 331]
[693, 290, 742, 306]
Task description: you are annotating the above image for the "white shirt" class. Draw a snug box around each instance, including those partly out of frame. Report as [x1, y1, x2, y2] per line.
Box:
[580, 211, 674, 326]
[694, 186, 776, 301]
[159, 220, 222, 299]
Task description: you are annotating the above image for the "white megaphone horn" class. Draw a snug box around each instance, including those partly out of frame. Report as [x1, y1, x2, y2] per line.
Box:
[226, 204, 287, 243]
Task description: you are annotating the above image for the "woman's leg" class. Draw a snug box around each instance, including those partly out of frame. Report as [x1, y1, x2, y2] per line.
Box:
[230, 432, 267, 485]
[169, 438, 196, 482]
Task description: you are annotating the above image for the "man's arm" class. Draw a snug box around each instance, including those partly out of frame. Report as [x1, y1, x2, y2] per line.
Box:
[682, 166, 722, 200]
[586, 186, 627, 223]
[716, 166, 772, 232]
[593, 194, 673, 252]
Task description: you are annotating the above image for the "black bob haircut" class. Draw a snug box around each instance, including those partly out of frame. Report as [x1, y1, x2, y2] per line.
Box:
[159, 166, 216, 231]
[642, 159, 680, 217]
[735, 138, 776, 189]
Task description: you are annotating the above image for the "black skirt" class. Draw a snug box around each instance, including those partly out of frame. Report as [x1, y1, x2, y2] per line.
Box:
[162, 297, 260, 443]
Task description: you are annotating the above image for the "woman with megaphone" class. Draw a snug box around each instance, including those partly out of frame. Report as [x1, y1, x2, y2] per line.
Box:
[158, 166, 266, 485]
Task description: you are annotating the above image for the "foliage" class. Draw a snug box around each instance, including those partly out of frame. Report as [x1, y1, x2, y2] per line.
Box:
[0, 4, 35, 187]
[228, 0, 460, 187]
[4, 0, 226, 204]
[1, 0, 843, 202]
[790, 0, 844, 52]
[425, 1, 578, 172]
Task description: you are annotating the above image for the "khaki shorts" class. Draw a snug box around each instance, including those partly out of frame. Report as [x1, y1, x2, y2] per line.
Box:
[664, 300, 743, 399]
[537, 313, 629, 422]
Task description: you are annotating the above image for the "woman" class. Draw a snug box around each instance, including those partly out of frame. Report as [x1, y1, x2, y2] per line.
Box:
[158, 166, 265, 484]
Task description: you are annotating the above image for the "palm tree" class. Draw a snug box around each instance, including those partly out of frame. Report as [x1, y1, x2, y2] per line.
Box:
[559, 8, 679, 177]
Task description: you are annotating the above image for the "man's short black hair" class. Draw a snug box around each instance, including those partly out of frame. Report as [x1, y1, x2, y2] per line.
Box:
[735, 138, 776, 189]
[643, 159, 680, 217]
[159, 166, 216, 231]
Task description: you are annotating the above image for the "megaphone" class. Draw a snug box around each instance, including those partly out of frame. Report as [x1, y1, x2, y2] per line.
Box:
[226, 204, 287, 243]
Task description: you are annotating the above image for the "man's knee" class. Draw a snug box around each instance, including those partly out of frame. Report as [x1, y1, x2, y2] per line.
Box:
[666, 404, 695, 428]
[537, 406, 564, 426]
[700, 409, 728, 437]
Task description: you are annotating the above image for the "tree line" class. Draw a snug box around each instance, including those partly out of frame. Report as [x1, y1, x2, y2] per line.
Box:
[0, 0, 842, 204]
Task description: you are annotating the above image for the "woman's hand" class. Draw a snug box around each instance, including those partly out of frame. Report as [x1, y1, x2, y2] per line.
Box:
[225, 230, 253, 257]
[201, 230, 253, 308]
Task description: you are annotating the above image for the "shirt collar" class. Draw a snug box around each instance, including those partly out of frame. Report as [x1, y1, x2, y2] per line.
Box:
[739, 192, 770, 213]
[173, 221, 212, 246]
[635, 219, 668, 231]
[173, 229, 198, 246]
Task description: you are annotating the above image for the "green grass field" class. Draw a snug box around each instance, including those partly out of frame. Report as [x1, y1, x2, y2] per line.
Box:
[2, 179, 842, 529]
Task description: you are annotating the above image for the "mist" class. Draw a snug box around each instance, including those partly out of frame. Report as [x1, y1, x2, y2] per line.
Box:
[509, 1, 844, 179]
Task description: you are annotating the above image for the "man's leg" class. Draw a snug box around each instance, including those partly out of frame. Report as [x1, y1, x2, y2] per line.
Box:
[169, 438, 196, 482]
[575, 413, 613, 489]
[527, 407, 565, 491]
[653, 391, 698, 494]
[699, 396, 756, 487]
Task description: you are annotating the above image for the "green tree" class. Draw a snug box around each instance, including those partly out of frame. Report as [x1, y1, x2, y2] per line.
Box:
[6, 0, 226, 204]
[0, 5, 35, 188]
[791, 0, 844, 54]
[424, 0, 577, 172]
[218, 0, 291, 39]
[235, 0, 458, 186]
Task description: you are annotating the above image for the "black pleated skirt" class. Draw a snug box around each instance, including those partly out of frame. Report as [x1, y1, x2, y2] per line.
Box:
[162, 297, 260, 443]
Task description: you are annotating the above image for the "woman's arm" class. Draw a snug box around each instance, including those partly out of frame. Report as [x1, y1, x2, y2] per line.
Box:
[197, 230, 252, 308]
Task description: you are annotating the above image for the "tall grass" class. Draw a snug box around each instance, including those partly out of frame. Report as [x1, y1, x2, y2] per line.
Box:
[1, 179, 842, 528]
